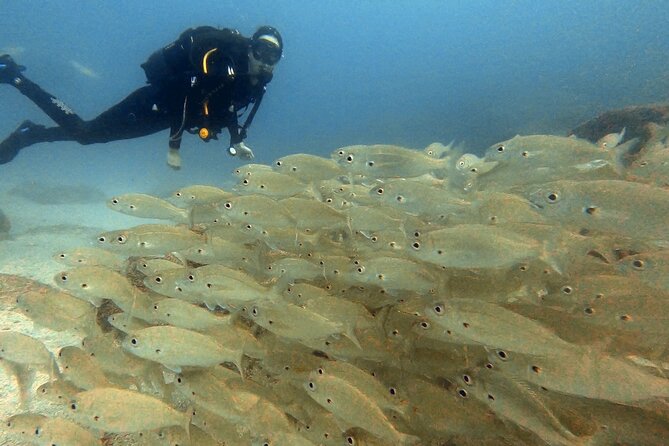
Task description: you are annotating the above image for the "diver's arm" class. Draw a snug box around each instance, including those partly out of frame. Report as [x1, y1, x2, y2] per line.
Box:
[166, 98, 188, 169]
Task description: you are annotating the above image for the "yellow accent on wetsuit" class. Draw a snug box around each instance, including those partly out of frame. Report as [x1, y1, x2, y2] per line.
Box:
[202, 48, 219, 74]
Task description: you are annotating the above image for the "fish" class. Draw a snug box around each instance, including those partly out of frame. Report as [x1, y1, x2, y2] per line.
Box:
[122, 325, 244, 374]
[409, 224, 551, 270]
[169, 184, 233, 205]
[457, 366, 580, 446]
[249, 297, 362, 349]
[526, 179, 669, 242]
[133, 257, 184, 276]
[348, 256, 440, 295]
[66, 387, 190, 434]
[488, 346, 669, 404]
[5, 413, 47, 441]
[423, 140, 454, 159]
[96, 223, 205, 256]
[455, 153, 499, 175]
[150, 297, 231, 331]
[107, 193, 191, 224]
[0, 330, 60, 406]
[57, 345, 114, 390]
[54, 265, 154, 319]
[280, 196, 350, 230]
[232, 162, 273, 178]
[233, 169, 312, 198]
[425, 298, 577, 356]
[368, 178, 472, 221]
[332, 144, 450, 179]
[52, 246, 126, 270]
[313, 360, 406, 416]
[596, 127, 626, 149]
[304, 371, 419, 445]
[218, 194, 295, 227]
[15, 288, 98, 334]
[273, 153, 346, 183]
[69, 60, 100, 78]
[107, 312, 152, 334]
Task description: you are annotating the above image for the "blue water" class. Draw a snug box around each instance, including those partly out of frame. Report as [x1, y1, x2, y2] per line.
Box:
[1, 0, 668, 177]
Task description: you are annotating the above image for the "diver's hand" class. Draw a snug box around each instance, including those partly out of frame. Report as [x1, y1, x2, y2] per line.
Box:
[229, 142, 255, 160]
[167, 147, 182, 170]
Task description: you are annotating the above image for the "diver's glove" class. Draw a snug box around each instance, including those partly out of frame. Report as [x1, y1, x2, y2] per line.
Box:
[167, 147, 182, 170]
[228, 142, 255, 160]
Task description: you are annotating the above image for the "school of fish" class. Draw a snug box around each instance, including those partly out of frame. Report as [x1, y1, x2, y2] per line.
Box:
[1, 126, 669, 445]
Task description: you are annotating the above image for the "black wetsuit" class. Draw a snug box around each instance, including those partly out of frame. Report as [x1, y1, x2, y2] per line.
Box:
[0, 26, 272, 163]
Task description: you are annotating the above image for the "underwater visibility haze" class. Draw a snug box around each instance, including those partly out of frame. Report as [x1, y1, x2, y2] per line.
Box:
[0, 1, 669, 445]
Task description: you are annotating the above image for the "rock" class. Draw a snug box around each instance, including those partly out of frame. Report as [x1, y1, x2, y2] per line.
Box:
[569, 103, 669, 148]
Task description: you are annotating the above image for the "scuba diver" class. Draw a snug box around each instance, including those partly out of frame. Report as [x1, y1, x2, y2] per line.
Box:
[0, 25, 283, 168]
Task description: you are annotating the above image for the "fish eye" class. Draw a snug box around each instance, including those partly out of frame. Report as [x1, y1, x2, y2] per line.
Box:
[116, 234, 127, 244]
[432, 304, 444, 315]
[175, 191, 183, 197]
[70, 402, 77, 410]
[496, 350, 509, 361]
[242, 179, 249, 185]
[224, 202, 232, 209]
[187, 274, 195, 282]
[153, 276, 162, 283]
[631, 259, 645, 270]
[389, 387, 397, 395]
[395, 195, 404, 203]
[366, 160, 374, 167]
[130, 338, 138, 346]
[457, 388, 468, 398]
[251, 307, 259, 317]
[275, 160, 282, 166]
[97, 236, 107, 243]
[356, 266, 365, 274]
[521, 151, 529, 157]
[317, 367, 324, 375]
[419, 321, 430, 330]
[375, 187, 384, 195]
[346, 436, 356, 445]
[346, 155, 354, 163]
[462, 374, 472, 385]
[337, 150, 345, 156]
[496, 145, 505, 152]
[111, 198, 119, 204]
[59, 274, 68, 282]
[411, 241, 420, 250]
[546, 192, 559, 203]
[307, 381, 316, 391]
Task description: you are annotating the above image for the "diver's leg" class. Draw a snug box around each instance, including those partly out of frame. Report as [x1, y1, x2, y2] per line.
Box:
[1, 54, 86, 131]
[0, 121, 71, 164]
[0, 85, 171, 163]
[73, 85, 171, 145]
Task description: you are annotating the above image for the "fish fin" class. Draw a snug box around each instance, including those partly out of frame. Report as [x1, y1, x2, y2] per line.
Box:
[164, 364, 182, 374]
[612, 136, 640, 172]
[343, 326, 363, 350]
